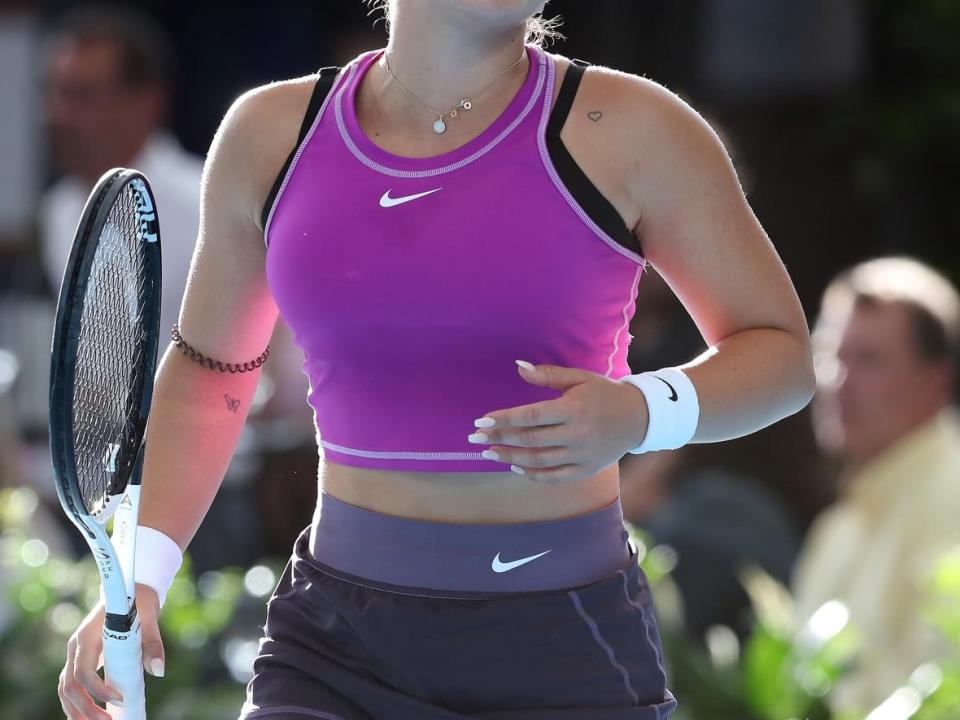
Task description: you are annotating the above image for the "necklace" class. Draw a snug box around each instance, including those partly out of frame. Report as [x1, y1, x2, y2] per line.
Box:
[382, 48, 527, 135]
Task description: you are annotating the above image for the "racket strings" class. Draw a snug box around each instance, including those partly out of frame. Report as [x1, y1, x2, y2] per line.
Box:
[72, 185, 151, 519]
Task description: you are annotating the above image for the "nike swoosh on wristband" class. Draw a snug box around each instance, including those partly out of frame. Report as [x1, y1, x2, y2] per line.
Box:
[491, 549, 552, 573]
[379, 188, 443, 207]
[653, 375, 678, 401]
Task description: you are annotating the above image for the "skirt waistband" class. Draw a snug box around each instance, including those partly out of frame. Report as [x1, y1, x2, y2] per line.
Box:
[308, 491, 632, 593]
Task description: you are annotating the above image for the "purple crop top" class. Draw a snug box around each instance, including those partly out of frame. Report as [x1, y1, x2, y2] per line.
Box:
[263, 43, 648, 472]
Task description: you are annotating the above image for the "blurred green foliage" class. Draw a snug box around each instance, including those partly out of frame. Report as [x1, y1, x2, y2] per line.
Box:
[627, 525, 960, 720]
[0, 487, 279, 720]
[910, 548, 960, 719]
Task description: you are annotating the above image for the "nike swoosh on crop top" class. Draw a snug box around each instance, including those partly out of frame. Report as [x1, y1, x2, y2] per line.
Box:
[262, 43, 648, 472]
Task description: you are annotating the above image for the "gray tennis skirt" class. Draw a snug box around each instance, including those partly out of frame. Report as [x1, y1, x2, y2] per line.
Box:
[237, 491, 678, 719]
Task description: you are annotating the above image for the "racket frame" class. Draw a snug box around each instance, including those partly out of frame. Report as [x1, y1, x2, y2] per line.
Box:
[49, 167, 162, 719]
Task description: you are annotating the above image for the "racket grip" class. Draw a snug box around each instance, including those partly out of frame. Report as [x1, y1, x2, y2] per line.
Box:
[103, 614, 147, 720]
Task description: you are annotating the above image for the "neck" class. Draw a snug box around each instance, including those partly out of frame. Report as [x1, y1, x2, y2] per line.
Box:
[371, 3, 531, 124]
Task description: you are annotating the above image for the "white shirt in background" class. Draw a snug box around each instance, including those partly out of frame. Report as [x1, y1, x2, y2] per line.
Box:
[39, 131, 204, 343]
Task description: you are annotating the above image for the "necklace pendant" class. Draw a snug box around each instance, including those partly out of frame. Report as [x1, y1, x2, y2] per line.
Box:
[433, 117, 447, 134]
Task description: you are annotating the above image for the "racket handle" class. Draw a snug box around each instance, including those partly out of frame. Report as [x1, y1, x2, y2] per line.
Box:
[103, 614, 147, 720]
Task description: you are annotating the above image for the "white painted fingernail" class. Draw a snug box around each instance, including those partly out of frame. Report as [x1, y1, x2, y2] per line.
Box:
[468, 432, 488, 443]
[474, 417, 496, 428]
[481, 449, 500, 460]
[515, 360, 535, 371]
[510, 465, 525, 474]
[149, 658, 165, 677]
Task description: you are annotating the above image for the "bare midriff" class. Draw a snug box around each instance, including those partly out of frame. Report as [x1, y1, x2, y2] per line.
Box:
[319, 460, 622, 524]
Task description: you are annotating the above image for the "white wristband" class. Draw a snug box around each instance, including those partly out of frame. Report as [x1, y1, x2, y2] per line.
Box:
[134, 526, 183, 609]
[619, 367, 700, 454]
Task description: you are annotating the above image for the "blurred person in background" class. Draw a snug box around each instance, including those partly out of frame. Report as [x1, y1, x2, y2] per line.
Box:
[38, 4, 202, 344]
[792, 256, 960, 714]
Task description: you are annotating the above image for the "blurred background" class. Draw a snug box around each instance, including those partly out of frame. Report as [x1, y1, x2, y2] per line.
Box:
[1, 1, 959, 718]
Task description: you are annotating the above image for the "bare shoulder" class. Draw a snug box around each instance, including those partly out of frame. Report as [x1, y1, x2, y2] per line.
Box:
[565, 62, 809, 347]
[543, 54, 693, 140]
[175, 72, 339, 364]
[536, 52, 732, 238]
[583, 64, 728, 175]
[209, 72, 337, 233]
[558, 59, 742, 236]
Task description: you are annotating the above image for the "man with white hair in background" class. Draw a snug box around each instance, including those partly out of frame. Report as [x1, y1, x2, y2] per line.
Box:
[793, 256, 960, 714]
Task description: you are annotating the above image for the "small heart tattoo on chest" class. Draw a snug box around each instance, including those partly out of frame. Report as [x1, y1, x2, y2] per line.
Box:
[587, 111, 603, 121]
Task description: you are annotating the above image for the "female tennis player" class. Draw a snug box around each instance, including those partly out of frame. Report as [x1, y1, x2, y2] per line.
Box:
[58, 1, 816, 718]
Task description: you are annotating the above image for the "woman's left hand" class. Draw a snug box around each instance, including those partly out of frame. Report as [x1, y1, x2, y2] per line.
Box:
[468, 361, 650, 484]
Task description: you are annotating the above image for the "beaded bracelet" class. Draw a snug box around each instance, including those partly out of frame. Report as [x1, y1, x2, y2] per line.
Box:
[170, 324, 270, 373]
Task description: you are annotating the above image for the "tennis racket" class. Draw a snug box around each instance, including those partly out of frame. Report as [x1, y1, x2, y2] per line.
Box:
[49, 167, 162, 720]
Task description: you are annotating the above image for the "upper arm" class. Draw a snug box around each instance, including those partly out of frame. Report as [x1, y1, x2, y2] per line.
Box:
[176, 78, 313, 362]
[611, 74, 810, 348]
